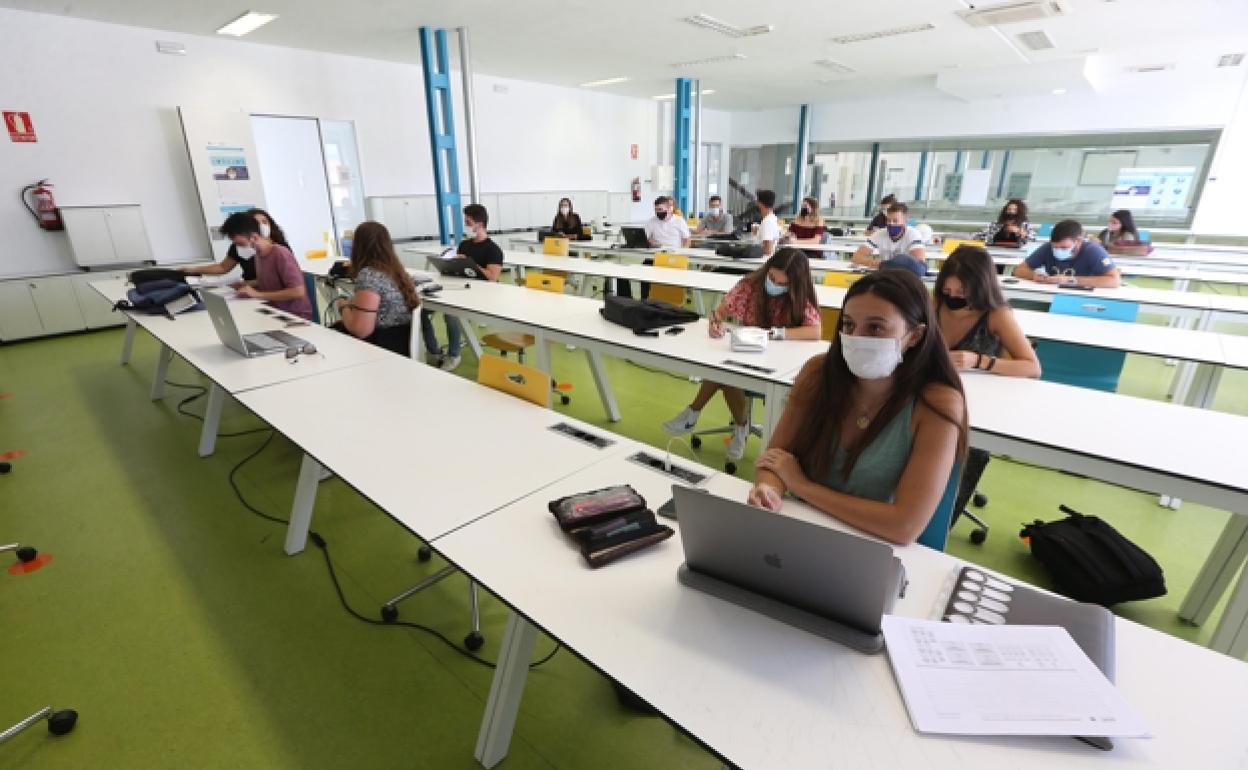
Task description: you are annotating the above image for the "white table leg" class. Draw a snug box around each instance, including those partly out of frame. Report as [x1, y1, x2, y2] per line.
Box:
[198, 384, 225, 458]
[474, 612, 537, 769]
[459, 315, 484, 360]
[1179, 515, 1248, 625]
[762, 384, 790, 448]
[694, 289, 706, 316]
[150, 343, 173, 401]
[1209, 569, 1248, 658]
[120, 317, 137, 365]
[578, 276, 594, 297]
[1184, 364, 1224, 410]
[285, 453, 323, 556]
[584, 350, 621, 422]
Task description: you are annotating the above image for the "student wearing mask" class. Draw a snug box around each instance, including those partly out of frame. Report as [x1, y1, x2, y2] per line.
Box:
[786, 196, 827, 243]
[551, 198, 584, 239]
[748, 270, 967, 546]
[981, 199, 1031, 246]
[220, 211, 312, 320]
[421, 203, 504, 371]
[331, 221, 420, 356]
[662, 248, 822, 461]
[852, 202, 927, 277]
[865, 194, 897, 234]
[183, 208, 288, 282]
[1096, 209, 1141, 246]
[935, 245, 1040, 378]
[1013, 219, 1121, 288]
[694, 195, 734, 235]
[754, 189, 781, 257]
[644, 196, 691, 249]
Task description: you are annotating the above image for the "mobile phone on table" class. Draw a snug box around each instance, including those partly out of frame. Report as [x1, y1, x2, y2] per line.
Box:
[634, 329, 659, 337]
[665, 326, 685, 336]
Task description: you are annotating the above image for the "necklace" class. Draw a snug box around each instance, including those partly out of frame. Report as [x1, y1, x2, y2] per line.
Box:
[853, 393, 888, 430]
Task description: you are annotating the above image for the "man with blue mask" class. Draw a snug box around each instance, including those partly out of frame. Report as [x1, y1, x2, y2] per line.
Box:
[852, 201, 927, 278]
[1014, 219, 1121, 288]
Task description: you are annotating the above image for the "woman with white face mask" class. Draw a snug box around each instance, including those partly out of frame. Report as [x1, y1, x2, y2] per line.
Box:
[749, 270, 968, 546]
[551, 197, 584, 239]
[180, 208, 289, 282]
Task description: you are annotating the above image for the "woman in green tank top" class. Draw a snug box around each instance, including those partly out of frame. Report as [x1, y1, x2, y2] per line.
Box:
[751, 270, 968, 546]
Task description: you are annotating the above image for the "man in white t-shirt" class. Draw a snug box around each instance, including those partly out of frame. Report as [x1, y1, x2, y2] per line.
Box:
[644, 196, 691, 249]
[852, 201, 927, 278]
[754, 189, 781, 257]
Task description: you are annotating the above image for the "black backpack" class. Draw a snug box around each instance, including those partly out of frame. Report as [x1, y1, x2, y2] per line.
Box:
[600, 296, 699, 332]
[715, 242, 764, 260]
[1020, 505, 1166, 606]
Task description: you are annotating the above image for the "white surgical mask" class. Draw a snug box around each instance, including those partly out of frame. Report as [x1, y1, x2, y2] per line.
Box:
[235, 245, 256, 258]
[559, 207, 570, 215]
[709, 206, 721, 216]
[258, 223, 272, 239]
[840, 333, 905, 380]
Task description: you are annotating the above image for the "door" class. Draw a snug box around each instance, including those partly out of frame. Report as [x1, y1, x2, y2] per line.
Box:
[698, 143, 722, 217]
[251, 115, 336, 263]
[319, 119, 367, 244]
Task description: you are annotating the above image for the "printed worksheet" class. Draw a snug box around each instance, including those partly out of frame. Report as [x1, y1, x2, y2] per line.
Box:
[881, 616, 1150, 738]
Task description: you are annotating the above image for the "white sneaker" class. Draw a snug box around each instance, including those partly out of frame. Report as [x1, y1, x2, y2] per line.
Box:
[727, 423, 751, 461]
[662, 407, 701, 436]
[439, 354, 462, 372]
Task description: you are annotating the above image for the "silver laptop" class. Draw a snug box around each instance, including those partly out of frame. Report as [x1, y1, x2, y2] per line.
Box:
[201, 290, 309, 358]
[673, 485, 905, 653]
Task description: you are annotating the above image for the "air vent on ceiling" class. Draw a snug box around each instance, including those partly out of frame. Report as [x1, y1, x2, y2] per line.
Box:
[831, 23, 935, 44]
[959, 1, 1069, 28]
[1217, 53, 1245, 68]
[1016, 29, 1055, 51]
[1128, 63, 1175, 74]
[683, 13, 773, 38]
[814, 58, 856, 74]
[671, 53, 747, 68]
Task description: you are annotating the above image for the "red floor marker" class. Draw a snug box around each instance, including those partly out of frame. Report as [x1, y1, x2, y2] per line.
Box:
[0, 449, 27, 462]
[0, 392, 12, 400]
[8, 553, 52, 575]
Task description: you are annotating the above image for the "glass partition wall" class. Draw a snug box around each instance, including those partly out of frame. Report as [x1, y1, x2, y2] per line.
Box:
[731, 130, 1218, 229]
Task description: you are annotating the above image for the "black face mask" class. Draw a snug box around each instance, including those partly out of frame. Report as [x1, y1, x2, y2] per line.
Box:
[944, 294, 970, 311]
[655, 210, 668, 220]
[800, 207, 810, 216]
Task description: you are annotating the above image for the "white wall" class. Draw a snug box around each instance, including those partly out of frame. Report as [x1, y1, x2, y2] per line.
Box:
[1191, 77, 1248, 235]
[0, 8, 669, 279]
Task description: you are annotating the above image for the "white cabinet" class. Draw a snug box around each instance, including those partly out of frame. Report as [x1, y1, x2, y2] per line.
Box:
[61, 205, 153, 268]
[72, 271, 128, 329]
[380, 198, 410, 238]
[0, 282, 44, 341]
[0, 275, 88, 341]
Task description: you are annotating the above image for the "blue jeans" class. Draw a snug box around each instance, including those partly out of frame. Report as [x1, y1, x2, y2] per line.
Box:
[420, 309, 462, 357]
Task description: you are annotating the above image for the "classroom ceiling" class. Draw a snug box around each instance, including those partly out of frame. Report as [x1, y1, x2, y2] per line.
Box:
[9, 0, 1248, 109]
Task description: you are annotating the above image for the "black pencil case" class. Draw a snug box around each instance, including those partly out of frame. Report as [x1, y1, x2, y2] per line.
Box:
[548, 484, 647, 533]
[571, 508, 674, 568]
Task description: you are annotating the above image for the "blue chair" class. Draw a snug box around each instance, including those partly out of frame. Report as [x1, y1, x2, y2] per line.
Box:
[1035, 222, 1053, 238]
[1137, 228, 1151, 241]
[916, 465, 961, 551]
[1035, 295, 1140, 392]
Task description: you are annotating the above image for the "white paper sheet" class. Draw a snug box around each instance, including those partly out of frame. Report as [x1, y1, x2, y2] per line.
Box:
[881, 616, 1150, 738]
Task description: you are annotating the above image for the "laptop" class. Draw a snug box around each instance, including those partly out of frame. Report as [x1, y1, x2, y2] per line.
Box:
[672, 485, 905, 652]
[427, 254, 487, 280]
[620, 226, 651, 249]
[201, 290, 310, 358]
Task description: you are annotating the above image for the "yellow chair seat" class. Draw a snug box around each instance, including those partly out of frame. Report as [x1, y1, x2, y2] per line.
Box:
[481, 332, 534, 353]
[477, 355, 551, 407]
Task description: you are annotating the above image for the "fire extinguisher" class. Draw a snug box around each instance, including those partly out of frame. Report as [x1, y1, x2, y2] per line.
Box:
[21, 179, 64, 231]
[630, 177, 641, 203]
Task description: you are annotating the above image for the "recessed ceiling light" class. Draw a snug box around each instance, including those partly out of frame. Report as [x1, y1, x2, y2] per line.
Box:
[1052, 88, 1067, 94]
[682, 13, 773, 38]
[1128, 63, 1175, 74]
[653, 89, 717, 100]
[830, 23, 935, 44]
[1217, 53, 1245, 68]
[814, 58, 856, 74]
[579, 76, 630, 88]
[216, 11, 278, 37]
[670, 53, 747, 68]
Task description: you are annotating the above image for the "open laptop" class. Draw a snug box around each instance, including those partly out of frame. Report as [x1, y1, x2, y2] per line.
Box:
[620, 225, 651, 249]
[201, 290, 309, 358]
[673, 485, 905, 653]
[427, 254, 487, 280]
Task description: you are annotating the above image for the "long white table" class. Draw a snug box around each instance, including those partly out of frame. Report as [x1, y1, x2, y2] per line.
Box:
[440, 454, 1248, 770]
[90, 278, 392, 457]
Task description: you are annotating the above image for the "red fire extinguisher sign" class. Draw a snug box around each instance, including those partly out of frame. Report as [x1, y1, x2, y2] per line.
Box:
[4, 111, 37, 143]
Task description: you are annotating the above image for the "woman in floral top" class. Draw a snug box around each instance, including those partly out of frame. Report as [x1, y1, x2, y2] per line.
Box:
[662, 248, 822, 462]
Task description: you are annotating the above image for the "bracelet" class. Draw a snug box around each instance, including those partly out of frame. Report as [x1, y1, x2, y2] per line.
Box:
[769, 326, 784, 340]
[974, 352, 984, 370]
[987, 356, 998, 371]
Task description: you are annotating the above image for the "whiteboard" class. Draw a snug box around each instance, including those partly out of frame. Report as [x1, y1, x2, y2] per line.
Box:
[1079, 151, 1136, 186]
[177, 107, 267, 259]
[958, 169, 991, 207]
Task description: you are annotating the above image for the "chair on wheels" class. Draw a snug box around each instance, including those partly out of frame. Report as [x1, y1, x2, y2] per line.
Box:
[480, 272, 574, 405]
[916, 464, 964, 552]
[689, 392, 763, 476]
[1, 541, 79, 746]
[1035, 294, 1139, 392]
[949, 448, 991, 544]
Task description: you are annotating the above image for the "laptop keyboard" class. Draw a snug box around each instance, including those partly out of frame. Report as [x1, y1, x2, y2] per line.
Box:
[264, 330, 307, 347]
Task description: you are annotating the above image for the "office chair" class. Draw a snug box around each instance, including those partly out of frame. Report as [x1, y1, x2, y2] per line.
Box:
[481, 272, 574, 405]
[916, 463, 963, 552]
[689, 392, 762, 476]
[649, 252, 690, 307]
[1, 540, 78, 746]
[949, 449, 991, 544]
[1035, 295, 1140, 392]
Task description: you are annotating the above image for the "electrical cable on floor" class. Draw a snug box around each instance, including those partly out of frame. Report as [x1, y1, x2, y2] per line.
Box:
[171, 390, 561, 671]
[164, 379, 271, 437]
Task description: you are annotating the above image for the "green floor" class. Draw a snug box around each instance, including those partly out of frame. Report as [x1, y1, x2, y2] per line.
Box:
[2, 285, 1246, 767]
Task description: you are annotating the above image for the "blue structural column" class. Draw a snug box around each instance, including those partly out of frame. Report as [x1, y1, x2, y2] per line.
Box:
[953, 150, 964, 173]
[914, 150, 929, 202]
[791, 104, 811, 211]
[980, 150, 991, 169]
[420, 27, 463, 246]
[996, 150, 1012, 197]
[673, 77, 693, 215]
[863, 142, 881, 217]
